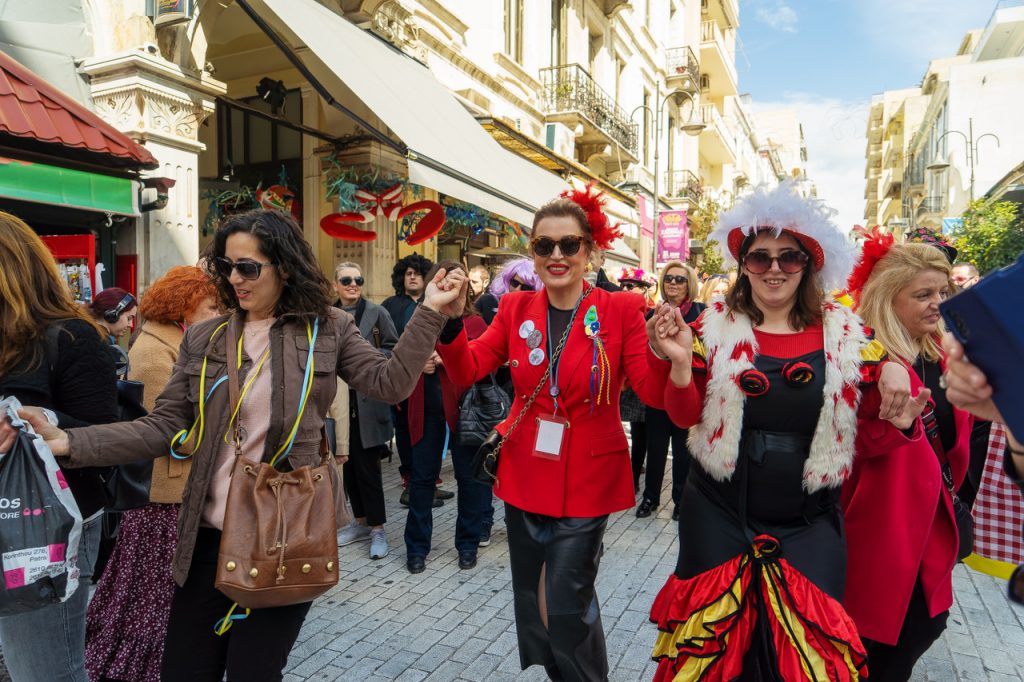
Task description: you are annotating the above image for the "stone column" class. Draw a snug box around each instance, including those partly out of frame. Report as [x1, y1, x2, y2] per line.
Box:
[80, 50, 225, 287]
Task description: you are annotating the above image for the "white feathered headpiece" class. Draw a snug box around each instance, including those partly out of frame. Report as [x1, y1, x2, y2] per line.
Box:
[709, 181, 855, 292]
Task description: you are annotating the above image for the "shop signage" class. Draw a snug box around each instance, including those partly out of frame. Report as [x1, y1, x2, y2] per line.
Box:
[657, 210, 689, 263]
[154, 0, 193, 26]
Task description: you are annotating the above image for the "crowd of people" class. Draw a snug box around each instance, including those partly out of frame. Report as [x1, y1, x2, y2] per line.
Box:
[0, 178, 1020, 682]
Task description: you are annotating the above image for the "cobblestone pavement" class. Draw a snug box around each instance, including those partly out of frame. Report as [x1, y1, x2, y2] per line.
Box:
[285, 455, 1024, 682]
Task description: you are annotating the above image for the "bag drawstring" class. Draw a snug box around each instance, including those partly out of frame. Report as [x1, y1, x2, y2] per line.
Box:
[267, 476, 301, 583]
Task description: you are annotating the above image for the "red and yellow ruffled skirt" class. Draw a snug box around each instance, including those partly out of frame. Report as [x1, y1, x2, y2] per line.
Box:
[650, 535, 867, 681]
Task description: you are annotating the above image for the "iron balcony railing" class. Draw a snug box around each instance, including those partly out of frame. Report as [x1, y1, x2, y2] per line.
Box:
[665, 169, 703, 204]
[538, 64, 638, 154]
[665, 46, 699, 86]
[917, 196, 945, 216]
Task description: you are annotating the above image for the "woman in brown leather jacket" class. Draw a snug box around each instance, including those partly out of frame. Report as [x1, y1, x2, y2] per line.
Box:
[0, 209, 465, 682]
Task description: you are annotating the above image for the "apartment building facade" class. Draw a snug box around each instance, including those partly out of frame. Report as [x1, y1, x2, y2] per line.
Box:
[2, 0, 807, 296]
[864, 1, 1024, 237]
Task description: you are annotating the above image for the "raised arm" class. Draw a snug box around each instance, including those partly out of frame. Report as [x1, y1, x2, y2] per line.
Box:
[435, 295, 512, 386]
[619, 294, 669, 410]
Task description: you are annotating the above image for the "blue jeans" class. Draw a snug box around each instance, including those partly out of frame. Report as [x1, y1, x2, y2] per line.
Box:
[404, 415, 486, 557]
[0, 515, 101, 682]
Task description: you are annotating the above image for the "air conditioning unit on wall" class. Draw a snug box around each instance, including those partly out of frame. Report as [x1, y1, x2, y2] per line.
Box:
[545, 122, 576, 159]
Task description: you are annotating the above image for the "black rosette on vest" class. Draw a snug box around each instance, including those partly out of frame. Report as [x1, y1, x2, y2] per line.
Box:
[782, 361, 815, 387]
[737, 369, 770, 397]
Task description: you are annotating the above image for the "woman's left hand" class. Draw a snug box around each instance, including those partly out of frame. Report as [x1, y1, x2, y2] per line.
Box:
[877, 361, 912, 421]
[886, 387, 932, 430]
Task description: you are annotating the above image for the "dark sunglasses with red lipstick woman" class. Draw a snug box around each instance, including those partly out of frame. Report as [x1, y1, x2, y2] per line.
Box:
[431, 184, 671, 680]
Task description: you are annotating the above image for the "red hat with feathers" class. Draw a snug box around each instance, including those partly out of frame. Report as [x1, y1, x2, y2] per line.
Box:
[846, 225, 895, 307]
[560, 183, 623, 251]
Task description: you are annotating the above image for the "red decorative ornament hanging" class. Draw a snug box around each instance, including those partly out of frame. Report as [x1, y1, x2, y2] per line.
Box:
[319, 182, 446, 244]
[257, 184, 301, 221]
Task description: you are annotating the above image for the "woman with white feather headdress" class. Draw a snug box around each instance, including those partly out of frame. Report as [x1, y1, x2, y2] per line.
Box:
[643, 182, 930, 679]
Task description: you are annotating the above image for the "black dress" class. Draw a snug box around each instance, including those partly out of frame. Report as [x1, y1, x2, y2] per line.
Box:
[651, 342, 866, 681]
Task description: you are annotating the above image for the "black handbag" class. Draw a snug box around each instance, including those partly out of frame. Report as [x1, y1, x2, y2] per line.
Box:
[458, 376, 512, 448]
[45, 325, 152, 512]
[469, 291, 587, 486]
[99, 377, 152, 512]
[922, 403, 974, 561]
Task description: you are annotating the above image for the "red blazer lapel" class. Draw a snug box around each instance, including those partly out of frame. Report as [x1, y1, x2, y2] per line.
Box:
[556, 286, 604, 402]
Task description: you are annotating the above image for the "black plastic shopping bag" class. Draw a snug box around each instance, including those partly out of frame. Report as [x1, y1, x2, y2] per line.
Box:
[0, 397, 82, 614]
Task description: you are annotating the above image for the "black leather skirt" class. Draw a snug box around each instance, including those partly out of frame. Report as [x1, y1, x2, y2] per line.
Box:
[504, 503, 609, 682]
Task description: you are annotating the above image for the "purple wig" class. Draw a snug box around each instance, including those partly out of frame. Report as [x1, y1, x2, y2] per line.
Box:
[488, 257, 544, 299]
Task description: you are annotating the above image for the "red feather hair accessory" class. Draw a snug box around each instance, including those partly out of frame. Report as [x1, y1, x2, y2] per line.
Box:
[560, 183, 623, 250]
[846, 225, 894, 307]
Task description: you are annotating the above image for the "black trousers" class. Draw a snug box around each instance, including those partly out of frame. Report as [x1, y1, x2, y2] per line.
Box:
[628, 421, 647, 490]
[161, 528, 312, 682]
[505, 504, 609, 682]
[344, 410, 387, 526]
[863, 581, 949, 682]
[392, 402, 412, 478]
[642, 407, 691, 507]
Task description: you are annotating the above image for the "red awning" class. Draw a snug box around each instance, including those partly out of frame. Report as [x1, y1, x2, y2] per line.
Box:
[0, 50, 158, 170]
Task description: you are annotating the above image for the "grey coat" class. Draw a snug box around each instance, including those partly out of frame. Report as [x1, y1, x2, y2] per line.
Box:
[346, 299, 399, 449]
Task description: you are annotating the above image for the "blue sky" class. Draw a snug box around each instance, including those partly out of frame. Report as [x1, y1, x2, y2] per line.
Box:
[737, 0, 996, 228]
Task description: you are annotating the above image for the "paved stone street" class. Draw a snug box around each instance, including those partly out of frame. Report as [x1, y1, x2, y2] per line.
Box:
[285, 454, 1024, 682]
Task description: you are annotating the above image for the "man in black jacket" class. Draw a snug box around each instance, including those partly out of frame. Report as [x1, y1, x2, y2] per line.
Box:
[381, 255, 451, 506]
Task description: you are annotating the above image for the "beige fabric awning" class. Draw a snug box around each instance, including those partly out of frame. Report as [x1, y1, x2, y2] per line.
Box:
[245, 0, 569, 225]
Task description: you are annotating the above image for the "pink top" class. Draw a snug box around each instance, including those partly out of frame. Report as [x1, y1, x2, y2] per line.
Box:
[202, 317, 275, 529]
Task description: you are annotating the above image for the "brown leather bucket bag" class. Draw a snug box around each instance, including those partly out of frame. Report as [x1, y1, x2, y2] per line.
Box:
[214, 324, 339, 609]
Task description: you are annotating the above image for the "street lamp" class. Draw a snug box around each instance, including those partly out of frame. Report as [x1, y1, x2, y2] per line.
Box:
[630, 83, 705, 266]
[926, 117, 1000, 202]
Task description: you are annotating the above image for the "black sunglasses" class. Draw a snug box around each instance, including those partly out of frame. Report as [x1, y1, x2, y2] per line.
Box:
[509, 278, 534, 291]
[215, 257, 276, 281]
[742, 250, 809, 275]
[338, 276, 365, 287]
[530, 235, 585, 257]
[663, 275, 689, 285]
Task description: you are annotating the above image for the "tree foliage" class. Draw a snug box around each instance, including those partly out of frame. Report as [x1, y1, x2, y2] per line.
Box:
[950, 200, 1024, 274]
[688, 193, 729, 275]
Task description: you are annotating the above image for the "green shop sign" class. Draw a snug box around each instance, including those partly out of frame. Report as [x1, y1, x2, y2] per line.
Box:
[0, 158, 138, 215]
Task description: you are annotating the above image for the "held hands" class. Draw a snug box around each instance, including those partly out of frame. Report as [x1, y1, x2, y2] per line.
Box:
[877, 361, 930, 430]
[423, 351, 441, 375]
[646, 303, 693, 386]
[422, 268, 469, 318]
[0, 407, 70, 457]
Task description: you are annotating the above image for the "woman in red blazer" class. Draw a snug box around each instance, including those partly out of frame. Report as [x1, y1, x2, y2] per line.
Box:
[844, 236, 972, 680]
[436, 186, 668, 681]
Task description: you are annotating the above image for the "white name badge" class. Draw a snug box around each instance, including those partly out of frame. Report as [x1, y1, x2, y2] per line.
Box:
[533, 415, 568, 460]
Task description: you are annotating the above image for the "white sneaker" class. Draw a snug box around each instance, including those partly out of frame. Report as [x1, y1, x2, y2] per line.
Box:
[337, 522, 371, 546]
[369, 528, 389, 559]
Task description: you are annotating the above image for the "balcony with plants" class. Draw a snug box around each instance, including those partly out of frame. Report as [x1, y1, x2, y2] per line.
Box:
[539, 63, 638, 162]
[665, 46, 700, 93]
[664, 169, 703, 206]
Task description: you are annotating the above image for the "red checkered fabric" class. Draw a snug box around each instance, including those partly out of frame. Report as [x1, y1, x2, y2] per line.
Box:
[972, 423, 1024, 564]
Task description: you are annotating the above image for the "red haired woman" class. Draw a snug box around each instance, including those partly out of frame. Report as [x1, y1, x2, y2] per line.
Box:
[435, 187, 669, 680]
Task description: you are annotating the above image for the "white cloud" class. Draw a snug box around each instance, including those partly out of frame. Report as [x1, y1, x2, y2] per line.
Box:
[753, 0, 799, 33]
[855, 0, 992, 66]
[754, 94, 870, 231]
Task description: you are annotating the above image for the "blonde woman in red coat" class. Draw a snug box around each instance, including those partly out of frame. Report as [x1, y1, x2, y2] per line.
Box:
[844, 235, 972, 680]
[435, 187, 669, 681]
